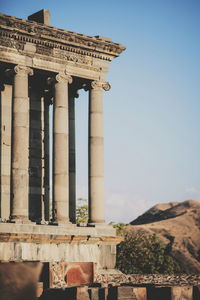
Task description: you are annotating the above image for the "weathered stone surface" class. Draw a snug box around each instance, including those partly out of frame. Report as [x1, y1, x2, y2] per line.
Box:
[76, 286, 90, 300]
[49, 262, 94, 287]
[133, 288, 146, 300]
[37, 282, 44, 298]
[107, 286, 147, 300]
[0, 12, 125, 293]
[171, 286, 193, 299]
[28, 9, 50, 25]
[94, 273, 200, 287]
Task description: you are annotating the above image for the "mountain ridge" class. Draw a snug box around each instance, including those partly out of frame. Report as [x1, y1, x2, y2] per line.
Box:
[129, 200, 200, 273]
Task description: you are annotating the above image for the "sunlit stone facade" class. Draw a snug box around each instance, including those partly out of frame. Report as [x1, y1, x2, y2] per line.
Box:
[0, 9, 125, 285]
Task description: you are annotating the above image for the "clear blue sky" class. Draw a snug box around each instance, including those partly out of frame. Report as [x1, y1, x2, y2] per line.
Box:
[1, 0, 200, 222]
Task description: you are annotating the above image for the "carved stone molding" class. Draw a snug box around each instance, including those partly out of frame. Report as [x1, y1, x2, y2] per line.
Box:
[0, 13, 126, 70]
[91, 81, 111, 91]
[0, 35, 25, 51]
[14, 65, 33, 76]
[55, 72, 73, 84]
[0, 13, 126, 58]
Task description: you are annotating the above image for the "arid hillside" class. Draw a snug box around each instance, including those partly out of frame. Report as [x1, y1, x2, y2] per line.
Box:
[129, 200, 200, 273]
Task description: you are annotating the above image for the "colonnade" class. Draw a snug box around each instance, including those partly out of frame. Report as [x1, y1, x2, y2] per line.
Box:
[9, 65, 110, 226]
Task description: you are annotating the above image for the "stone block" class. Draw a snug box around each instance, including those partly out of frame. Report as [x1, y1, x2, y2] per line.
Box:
[1, 184, 10, 193]
[99, 244, 116, 269]
[2, 134, 11, 146]
[1, 175, 10, 185]
[77, 286, 90, 300]
[28, 9, 50, 25]
[133, 288, 146, 300]
[1, 192, 10, 220]
[89, 288, 99, 300]
[49, 262, 94, 287]
[108, 286, 147, 300]
[171, 286, 193, 299]
[118, 286, 134, 298]
[37, 282, 44, 298]
[1, 163, 11, 175]
[108, 286, 141, 300]
[89, 287, 107, 300]
[24, 42, 36, 53]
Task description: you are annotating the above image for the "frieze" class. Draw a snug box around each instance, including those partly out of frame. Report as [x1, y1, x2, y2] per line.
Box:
[0, 30, 115, 64]
[33, 55, 101, 73]
[36, 44, 53, 56]
[0, 35, 24, 51]
[0, 45, 102, 74]
[0, 13, 126, 59]
[0, 29, 113, 62]
[53, 49, 93, 65]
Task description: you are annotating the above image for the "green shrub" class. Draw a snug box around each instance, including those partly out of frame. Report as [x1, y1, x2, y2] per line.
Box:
[116, 228, 180, 274]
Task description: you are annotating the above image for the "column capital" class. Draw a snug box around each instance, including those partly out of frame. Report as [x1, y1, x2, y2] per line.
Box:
[55, 72, 73, 84]
[14, 65, 33, 76]
[91, 81, 111, 91]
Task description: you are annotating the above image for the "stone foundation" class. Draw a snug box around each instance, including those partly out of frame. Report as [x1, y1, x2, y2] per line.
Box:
[39, 285, 199, 300]
[0, 224, 120, 265]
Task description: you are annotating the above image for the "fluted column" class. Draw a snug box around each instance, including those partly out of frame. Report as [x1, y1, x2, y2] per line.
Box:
[88, 81, 111, 224]
[69, 89, 79, 223]
[11, 65, 33, 223]
[53, 72, 72, 225]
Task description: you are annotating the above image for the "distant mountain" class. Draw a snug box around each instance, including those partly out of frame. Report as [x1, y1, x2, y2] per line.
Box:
[129, 200, 200, 273]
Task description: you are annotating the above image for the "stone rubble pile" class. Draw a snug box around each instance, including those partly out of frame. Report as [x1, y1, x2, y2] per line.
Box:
[94, 273, 200, 287]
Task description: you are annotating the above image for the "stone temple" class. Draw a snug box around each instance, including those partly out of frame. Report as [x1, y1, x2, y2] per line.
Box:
[0, 9, 125, 290]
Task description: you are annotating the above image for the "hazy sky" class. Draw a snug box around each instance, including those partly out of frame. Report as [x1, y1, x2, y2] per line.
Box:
[1, 0, 200, 223]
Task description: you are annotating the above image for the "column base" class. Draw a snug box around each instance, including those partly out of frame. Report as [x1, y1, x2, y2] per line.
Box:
[87, 221, 107, 227]
[9, 216, 33, 224]
[50, 220, 76, 227]
[87, 222, 116, 235]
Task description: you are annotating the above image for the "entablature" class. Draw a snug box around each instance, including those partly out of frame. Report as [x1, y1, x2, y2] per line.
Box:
[0, 13, 126, 80]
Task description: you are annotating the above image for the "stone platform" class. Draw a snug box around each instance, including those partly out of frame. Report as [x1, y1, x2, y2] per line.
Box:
[0, 223, 120, 267]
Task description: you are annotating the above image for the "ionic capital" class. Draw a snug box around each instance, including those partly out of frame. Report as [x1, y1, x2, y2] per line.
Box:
[55, 72, 73, 84]
[14, 65, 33, 76]
[91, 81, 111, 91]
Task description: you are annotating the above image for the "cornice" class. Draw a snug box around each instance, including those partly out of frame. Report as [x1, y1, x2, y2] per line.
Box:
[0, 13, 126, 61]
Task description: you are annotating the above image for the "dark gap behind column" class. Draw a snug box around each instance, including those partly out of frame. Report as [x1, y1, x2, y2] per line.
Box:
[43, 97, 50, 221]
[0, 84, 2, 218]
[29, 76, 43, 222]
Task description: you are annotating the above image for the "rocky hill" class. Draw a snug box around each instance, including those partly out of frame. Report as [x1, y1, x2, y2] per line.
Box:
[129, 200, 200, 273]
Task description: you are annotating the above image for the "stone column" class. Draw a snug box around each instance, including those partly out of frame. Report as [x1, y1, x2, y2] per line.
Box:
[53, 72, 72, 225]
[88, 81, 110, 224]
[69, 89, 78, 223]
[11, 65, 33, 223]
